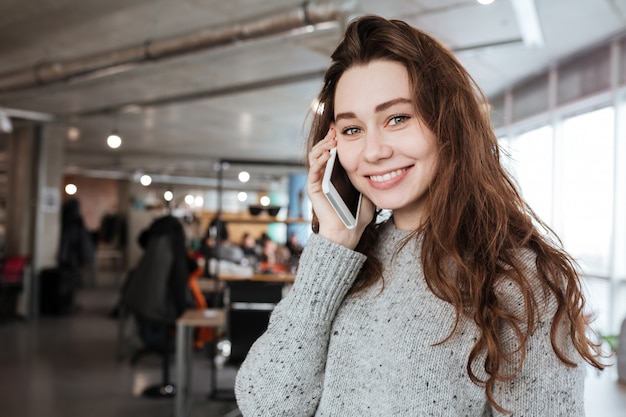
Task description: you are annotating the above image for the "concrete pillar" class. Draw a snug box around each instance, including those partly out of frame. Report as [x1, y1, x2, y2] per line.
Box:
[5, 126, 38, 257]
[6, 124, 64, 319]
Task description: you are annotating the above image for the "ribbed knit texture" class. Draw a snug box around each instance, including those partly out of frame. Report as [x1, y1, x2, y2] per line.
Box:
[235, 221, 586, 416]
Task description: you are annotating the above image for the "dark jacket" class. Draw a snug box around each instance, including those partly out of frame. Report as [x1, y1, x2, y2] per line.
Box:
[58, 199, 94, 270]
[121, 215, 191, 322]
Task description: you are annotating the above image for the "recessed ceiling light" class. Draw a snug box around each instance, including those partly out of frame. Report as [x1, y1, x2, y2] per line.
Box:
[107, 132, 122, 148]
[140, 174, 152, 186]
[67, 126, 80, 141]
[238, 171, 250, 183]
[65, 183, 77, 195]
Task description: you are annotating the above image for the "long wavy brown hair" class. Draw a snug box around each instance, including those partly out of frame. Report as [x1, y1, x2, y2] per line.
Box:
[306, 15, 605, 413]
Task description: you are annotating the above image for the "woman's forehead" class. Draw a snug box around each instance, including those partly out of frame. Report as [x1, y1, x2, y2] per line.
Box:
[334, 61, 411, 116]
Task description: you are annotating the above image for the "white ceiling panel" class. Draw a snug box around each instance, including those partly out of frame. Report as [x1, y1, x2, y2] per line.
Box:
[0, 0, 624, 187]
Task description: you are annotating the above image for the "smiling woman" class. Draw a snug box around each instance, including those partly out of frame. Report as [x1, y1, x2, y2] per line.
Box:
[333, 60, 439, 230]
[234, 14, 606, 417]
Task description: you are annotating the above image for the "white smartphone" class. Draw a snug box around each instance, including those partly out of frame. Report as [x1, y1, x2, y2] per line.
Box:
[321, 147, 362, 230]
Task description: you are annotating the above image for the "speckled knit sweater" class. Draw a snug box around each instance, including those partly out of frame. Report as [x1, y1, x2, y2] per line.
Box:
[235, 221, 586, 416]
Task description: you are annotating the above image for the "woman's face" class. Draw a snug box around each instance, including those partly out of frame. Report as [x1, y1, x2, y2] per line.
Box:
[333, 59, 438, 229]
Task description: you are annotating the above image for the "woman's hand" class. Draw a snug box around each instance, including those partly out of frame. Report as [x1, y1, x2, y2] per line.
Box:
[307, 126, 375, 250]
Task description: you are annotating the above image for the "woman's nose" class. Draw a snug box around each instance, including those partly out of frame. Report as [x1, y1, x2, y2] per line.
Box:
[363, 132, 393, 162]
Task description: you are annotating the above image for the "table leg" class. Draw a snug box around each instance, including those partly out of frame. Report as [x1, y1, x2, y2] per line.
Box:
[116, 305, 127, 361]
[175, 323, 190, 417]
[209, 332, 217, 397]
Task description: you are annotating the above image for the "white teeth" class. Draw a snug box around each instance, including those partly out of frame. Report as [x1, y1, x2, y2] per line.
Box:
[370, 168, 406, 183]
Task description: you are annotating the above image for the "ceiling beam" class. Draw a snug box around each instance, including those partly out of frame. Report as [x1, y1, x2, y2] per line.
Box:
[0, 2, 345, 93]
[64, 68, 327, 118]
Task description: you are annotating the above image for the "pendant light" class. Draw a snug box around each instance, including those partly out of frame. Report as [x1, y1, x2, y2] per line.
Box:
[107, 112, 122, 148]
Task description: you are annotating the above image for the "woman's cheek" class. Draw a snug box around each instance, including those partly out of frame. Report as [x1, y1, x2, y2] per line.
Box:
[336, 141, 360, 173]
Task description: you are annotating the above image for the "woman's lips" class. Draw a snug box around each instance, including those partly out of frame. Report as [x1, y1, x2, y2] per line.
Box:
[369, 167, 408, 183]
[367, 166, 412, 189]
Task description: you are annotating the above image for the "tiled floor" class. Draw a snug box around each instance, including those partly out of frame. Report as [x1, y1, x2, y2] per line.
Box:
[582, 281, 626, 417]
[584, 361, 626, 416]
[0, 272, 240, 417]
[0, 269, 624, 417]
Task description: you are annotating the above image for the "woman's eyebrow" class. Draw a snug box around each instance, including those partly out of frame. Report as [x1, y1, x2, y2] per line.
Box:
[375, 97, 412, 113]
[335, 111, 356, 122]
[335, 98, 412, 121]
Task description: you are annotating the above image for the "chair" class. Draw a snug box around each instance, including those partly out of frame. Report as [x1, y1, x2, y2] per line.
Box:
[225, 280, 284, 365]
[130, 315, 177, 397]
[0, 255, 28, 322]
[120, 215, 192, 398]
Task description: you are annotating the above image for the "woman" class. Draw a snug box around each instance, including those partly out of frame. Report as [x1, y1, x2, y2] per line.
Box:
[235, 15, 604, 416]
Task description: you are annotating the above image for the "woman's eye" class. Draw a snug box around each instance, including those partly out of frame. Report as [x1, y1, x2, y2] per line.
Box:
[388, 114, 410, 126]
[342, 126, 361, 135]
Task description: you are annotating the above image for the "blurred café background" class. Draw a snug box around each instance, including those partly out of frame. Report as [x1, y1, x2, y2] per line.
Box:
[1, 0, 626, 416]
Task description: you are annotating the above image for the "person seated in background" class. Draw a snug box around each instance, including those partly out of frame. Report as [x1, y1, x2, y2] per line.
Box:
[258, 236, 291, 274]
[285, 233, 304, 273]
[286, 233, 303, 258]
[199, 218, 249, 277]
[182, 213, 203, 252]
[240, 232, 258, 267]
[262, 239, 278, 265]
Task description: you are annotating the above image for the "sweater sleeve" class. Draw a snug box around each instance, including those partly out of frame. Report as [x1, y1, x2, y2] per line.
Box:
[234, 233, 367, 417]
[491, 253, 587, 416]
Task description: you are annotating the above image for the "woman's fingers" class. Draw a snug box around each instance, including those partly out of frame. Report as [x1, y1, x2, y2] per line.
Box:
[306, 126, 368, 249]
[306, 127, 340, 222]
[307, 128, 336, 194]
[308, 128, 336, 167]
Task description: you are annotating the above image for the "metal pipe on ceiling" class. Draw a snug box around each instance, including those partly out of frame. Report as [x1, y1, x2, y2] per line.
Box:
[74, 67, 327, 117]
[0, 2, 345, 93]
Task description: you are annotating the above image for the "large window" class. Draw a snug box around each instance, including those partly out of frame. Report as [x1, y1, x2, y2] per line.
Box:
[560, 107, 615, 277]
[492, 34, 626, 336]
[502, 105, 620, 334]
[504, 125, 554, 226]
[504, 108, 615, 277]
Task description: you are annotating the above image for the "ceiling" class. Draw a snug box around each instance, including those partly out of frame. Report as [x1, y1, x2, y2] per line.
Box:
[0, 0, 625, 188]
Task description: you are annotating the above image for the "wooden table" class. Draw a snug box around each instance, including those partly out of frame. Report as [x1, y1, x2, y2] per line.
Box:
[175, 308, 226, 417]
[218, 273, 295, 283]
[195, 278, 224, 293]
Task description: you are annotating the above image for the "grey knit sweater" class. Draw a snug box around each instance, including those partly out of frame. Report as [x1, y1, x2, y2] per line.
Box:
[235, 221, 586, 416]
